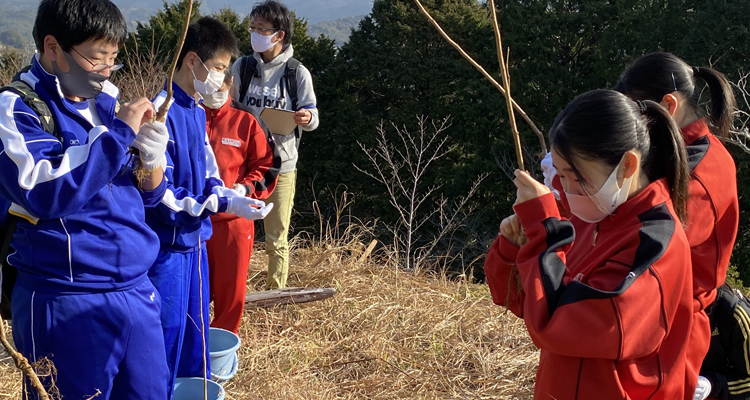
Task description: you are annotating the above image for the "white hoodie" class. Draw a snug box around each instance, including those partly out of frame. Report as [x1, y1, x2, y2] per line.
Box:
[231, 44, 319, 174]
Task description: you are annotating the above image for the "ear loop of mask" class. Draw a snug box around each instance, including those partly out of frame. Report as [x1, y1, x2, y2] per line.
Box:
[579, 154, 630, 214]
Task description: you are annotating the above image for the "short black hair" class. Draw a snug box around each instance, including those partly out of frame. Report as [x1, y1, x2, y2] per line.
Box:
[251, 0, 294, 44]
[33, 0, 127, 52]
[177, 17, 239, 69]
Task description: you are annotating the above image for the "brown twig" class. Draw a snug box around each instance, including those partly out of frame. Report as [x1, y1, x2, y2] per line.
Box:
[412, 0, 546, 156]
[134, 0, 194, 184]
[155, 0, 193, 123]
[200, 247, 207, 400]
[0, 320, 50, 400]
[488, 0, 523, 170]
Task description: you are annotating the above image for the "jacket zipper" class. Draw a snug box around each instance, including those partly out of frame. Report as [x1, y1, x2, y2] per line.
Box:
[592, 223, 599, 246]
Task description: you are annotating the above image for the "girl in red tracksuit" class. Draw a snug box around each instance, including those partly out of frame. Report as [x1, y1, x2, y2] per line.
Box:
[203, 79, 280, 333]
[616, 52, 739, 396]
[486, 90, 697, 399]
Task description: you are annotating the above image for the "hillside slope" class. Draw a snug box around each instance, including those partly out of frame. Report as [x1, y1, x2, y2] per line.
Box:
[0, 237, 537, 399]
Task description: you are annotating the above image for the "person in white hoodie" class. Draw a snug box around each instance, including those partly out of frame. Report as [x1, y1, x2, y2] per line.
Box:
[231, 0, 318, 289]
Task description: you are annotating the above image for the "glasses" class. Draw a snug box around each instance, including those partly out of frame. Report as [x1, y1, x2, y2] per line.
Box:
[70, 47, 123, 72]
[248, 27, 279, 35]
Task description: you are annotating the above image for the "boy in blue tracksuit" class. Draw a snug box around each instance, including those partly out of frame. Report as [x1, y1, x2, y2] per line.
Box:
[146, 17, 272, 395]
[0, 0, 171, 398]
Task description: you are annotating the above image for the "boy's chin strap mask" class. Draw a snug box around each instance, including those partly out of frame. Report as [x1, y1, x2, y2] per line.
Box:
[51, 51, 107, 99]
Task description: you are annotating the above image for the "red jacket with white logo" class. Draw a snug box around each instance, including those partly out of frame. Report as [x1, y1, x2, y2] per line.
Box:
[204, 98, 280, 222]
[485, 179, 696, 399]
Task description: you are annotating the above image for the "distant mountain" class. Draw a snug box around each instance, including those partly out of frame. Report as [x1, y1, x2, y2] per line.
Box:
[196, 0, 373, 24]
[0, 0, 374, 50]
[309, 15, 364, 47]
[108, 0, 373, 24]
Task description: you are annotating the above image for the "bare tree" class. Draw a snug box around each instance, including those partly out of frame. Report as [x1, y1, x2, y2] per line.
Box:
[726, 72, 750, 154]
[355, 116, 487, 271]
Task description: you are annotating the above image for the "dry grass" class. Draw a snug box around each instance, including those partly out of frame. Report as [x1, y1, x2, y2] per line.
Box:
[0, 236, 538, 399]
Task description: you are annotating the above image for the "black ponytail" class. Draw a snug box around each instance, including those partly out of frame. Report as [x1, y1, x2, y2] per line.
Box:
[641, 100, 690, 221]
[550, 90, 690, 222]
[693, 66, 736, 138]
[615, 52, 736, 138]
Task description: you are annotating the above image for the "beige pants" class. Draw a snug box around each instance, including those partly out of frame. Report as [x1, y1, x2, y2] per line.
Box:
[264, 170, 296, 289]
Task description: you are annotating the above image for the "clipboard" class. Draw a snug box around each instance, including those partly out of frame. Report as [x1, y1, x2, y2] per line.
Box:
[259, 108, 297, 136]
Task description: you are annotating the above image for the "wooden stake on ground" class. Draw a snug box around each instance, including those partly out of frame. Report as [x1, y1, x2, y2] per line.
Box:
[0, 320, 49, 400]
[245, 288, 336, 308]
[488, 0, 523, 170]
[412, 0, 546, 156]
[358, 240, 378, 263]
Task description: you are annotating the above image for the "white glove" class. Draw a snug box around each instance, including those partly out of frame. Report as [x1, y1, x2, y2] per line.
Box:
[212, 185, 242, 199]
[693, 376, 711, 400]
[131, 122, 169, 170]
[232, 183, 247, 197]
[226, 196, 273, 220]
[540, 151, 560, 200]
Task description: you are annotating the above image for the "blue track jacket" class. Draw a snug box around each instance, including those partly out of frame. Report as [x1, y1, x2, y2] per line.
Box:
[146, 82, 228, 253]
[0, 55, 166, 293]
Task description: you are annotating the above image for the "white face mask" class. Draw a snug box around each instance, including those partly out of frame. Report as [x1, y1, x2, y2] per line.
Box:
[203, 90, 229, 109]
[192, 58, 224, 95]
[565, 157, 635, 223]
[251, 31, 278, 53]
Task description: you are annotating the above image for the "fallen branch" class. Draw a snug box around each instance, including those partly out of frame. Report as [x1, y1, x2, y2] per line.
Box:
[0, 319, 49, 400]
[412, 0, 546, 156]
[488, 0, 523, 170]
[244, 287, 336, 308]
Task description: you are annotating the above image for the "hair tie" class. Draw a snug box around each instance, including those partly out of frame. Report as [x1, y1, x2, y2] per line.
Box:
[636, 100, 647, 114]
[692, 66, 700, 77]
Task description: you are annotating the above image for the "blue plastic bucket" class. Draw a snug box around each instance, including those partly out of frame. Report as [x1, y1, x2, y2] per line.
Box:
[173, 377, 225, 400]
[209, 327, 241, 383]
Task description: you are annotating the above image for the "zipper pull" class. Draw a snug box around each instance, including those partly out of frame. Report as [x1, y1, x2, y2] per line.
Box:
[592, 224, 599, 246]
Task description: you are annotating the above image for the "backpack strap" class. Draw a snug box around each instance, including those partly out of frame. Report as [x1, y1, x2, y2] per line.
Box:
[284, 58, 300, 111]
[0, 214, 18, 320]
[238, 56, 258, 105]
[284, 58, 302, 144]
[0, 78, 60, 140]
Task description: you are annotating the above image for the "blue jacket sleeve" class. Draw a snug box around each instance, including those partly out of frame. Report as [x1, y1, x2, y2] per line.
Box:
[137, 171, 168, 208]
[149, 151, 229, 227]
[0, 93, 135, 220]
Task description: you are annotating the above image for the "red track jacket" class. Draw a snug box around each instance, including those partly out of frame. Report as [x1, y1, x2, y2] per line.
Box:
[682, 119, 739, 310]
[552, 119, 738, 310]
[204, 98, 280, 223]
[486, 180, 696, 399]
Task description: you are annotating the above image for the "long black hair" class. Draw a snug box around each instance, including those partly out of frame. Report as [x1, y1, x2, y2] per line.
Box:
[550, 90, 690, 221]
[615, 52, 735, 138]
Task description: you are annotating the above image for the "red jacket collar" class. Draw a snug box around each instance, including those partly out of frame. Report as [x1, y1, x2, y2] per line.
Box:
[202, 95, 234, 120]
[597, 178, 674, 229]
[681, 118, 710, 146]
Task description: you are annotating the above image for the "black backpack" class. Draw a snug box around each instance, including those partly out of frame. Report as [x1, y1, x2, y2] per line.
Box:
[0, 75, 61, 320]
[237, 56, 303, 143]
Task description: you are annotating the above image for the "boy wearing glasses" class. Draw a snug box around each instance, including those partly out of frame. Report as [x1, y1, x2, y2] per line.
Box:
[145, 17, 272, 396]
[0, 0, 170, 398]
[231, 0, 319, 290]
